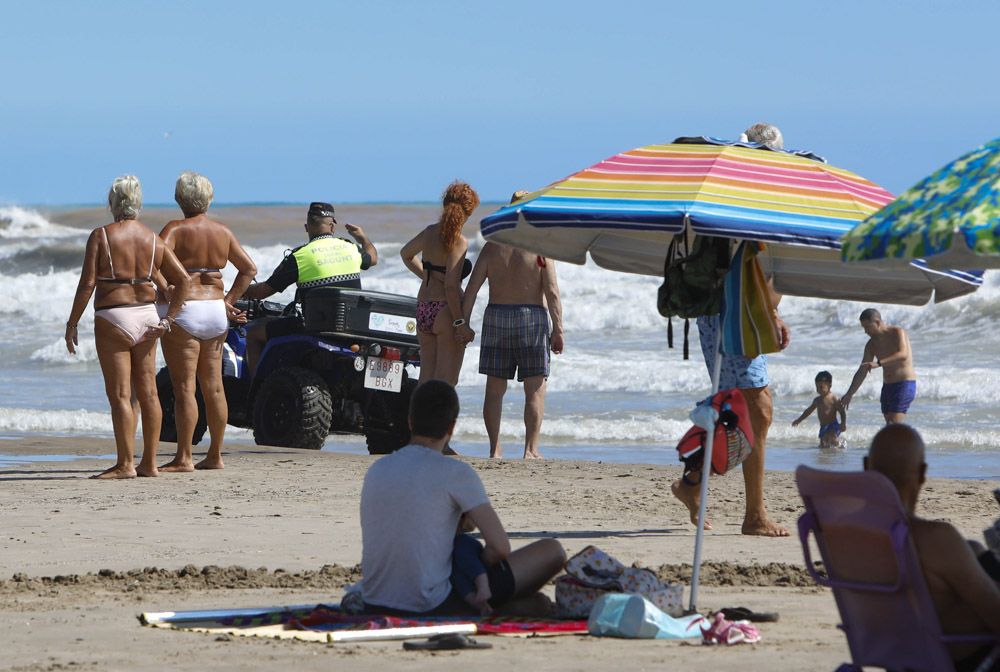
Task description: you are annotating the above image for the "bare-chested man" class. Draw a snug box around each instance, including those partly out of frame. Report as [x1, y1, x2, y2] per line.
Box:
[840, 308, 916, 423]
[457, 195, 563, 459]
[865, 424, 1000, 668]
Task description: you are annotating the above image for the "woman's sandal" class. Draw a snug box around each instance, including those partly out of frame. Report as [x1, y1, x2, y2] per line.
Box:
[403, 633, 493, 651]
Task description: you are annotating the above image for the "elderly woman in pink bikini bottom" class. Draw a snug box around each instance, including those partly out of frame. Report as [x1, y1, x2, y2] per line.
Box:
[65, 175, 190, 479]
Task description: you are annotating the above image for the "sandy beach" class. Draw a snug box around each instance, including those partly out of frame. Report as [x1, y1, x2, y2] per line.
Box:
[1, 438, 996, 671]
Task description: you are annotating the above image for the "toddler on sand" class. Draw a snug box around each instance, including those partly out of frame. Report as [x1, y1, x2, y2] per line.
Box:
[452, 515, 493, 615]
[792, 371, 847, 448]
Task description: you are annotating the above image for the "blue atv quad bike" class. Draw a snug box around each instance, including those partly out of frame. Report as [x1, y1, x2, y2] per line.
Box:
[156, 288, 420, 454]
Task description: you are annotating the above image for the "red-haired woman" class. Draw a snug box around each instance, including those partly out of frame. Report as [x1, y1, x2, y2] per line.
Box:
[401, 181, 479, 386]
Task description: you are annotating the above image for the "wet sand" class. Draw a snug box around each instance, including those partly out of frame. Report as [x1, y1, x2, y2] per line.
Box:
[1, 437, 996, 671]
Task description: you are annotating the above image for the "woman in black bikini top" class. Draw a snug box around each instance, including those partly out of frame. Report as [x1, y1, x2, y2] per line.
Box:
[400, 181, 480, 390]
[422, 258, 472, 284]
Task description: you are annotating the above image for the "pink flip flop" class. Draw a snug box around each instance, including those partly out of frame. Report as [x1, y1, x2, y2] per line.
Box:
[701, 611, 762, 645]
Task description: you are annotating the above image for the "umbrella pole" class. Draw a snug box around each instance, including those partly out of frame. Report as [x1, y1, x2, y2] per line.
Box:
[688, 326, 722, 613]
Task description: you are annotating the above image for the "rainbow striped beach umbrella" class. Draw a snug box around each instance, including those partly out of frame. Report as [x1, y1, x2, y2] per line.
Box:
[480, 136, 983, 613]
[481, 137, 980, 304]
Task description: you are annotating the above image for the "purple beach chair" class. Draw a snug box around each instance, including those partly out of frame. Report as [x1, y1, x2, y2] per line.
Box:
[795, 466, 1000, 672]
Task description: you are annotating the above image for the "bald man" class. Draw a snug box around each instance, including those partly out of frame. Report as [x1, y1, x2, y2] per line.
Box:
[865, 424, 1000, 666]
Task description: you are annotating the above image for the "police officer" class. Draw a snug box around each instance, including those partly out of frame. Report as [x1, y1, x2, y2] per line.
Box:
[243, 202, 378, 374]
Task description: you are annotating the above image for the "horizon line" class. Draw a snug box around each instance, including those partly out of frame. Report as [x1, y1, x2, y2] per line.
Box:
[8, 200, 510, 210]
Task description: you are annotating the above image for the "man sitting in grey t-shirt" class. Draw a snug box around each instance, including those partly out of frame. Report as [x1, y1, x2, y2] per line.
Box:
[360, 380, 567, 615]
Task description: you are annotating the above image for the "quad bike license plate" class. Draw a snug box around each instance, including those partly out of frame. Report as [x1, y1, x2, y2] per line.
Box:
[363, 357, 404, 393]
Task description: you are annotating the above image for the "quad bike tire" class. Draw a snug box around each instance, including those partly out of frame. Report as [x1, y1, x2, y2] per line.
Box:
[252, 366, 332, 450]
[156, 367, 207, 445]
[365, 377, 416, 455]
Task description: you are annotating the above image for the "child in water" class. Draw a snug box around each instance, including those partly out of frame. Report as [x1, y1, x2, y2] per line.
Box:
[792, 371, 847, 448]
[452, 514, 493, 615]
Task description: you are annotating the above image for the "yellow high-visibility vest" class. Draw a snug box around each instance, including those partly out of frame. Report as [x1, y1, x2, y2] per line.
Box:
[293, 236, 362, 288]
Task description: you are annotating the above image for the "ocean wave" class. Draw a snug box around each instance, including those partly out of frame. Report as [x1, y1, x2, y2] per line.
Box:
[452, 413, 692, 444]
[0, 206, 86, 239]
[31, 338, 99, 363]
[0, 407, 114, 434]
[0, 406, 259, 440]
[1, 269, 85, 321]
[450, 407, 1000, 450]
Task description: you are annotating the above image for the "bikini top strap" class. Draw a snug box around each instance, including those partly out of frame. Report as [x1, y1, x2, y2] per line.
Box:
[147, 232, 156, 280]
[101, 226, 115, 279]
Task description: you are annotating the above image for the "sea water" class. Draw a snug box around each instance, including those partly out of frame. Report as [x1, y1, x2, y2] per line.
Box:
[2, 204, 998, 479]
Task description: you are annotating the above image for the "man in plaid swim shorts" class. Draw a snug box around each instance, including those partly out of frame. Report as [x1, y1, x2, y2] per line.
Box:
[458, 192, 563, 459]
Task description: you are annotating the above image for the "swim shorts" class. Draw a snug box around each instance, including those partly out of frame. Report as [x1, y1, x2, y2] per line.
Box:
[880, 380, 917, 414]
[479, 304, 550, 381]
[362, 559, 516, 616]
[819, 420, 842, 439]
[696, 315, 769, 389]
[484, 558, 516, 607]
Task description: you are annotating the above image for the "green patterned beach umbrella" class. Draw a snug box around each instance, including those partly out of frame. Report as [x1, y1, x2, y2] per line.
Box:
[842, 137, 1000, 269]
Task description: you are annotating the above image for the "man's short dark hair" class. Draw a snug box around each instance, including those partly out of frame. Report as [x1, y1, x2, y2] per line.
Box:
[859, 308, 881, 323]
[409, 380, 460, 439]
[815, 370, 833, 384]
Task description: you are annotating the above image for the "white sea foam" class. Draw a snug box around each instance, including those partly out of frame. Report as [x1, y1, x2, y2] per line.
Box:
[453, 413, 692, 444]
[0, 406, 257, 440]
[0, 407, 114, 434]
[0, 206, 85, 239]
[31, 337, 99, 364]
[450, 408, 1000, 450]
[2, 269, 87, 320]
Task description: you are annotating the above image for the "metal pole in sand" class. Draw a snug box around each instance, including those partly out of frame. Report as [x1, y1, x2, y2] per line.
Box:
[688, 326, 722, 613]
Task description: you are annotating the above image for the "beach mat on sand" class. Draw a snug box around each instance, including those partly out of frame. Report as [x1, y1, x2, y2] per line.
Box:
[140, 604, 588, 642]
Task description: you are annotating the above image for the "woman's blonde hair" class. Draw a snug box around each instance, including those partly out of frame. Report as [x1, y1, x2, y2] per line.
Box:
[108, 175, 142, 221]
[438, 181, 479, 250]
[174, 171, 214, 215]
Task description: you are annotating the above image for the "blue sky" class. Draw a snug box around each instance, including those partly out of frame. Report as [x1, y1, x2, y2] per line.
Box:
[3, 1, 1000, 204]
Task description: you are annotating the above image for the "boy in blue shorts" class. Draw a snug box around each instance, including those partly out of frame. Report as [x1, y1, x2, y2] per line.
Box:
[792, 371, 847, 448]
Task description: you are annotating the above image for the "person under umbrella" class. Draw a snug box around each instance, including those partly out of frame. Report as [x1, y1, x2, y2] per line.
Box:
[670, 123, 791, 538]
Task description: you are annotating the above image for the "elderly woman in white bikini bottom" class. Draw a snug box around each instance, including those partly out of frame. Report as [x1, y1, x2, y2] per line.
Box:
[65, 175, 190, 479]
[156, 172, 256, 472]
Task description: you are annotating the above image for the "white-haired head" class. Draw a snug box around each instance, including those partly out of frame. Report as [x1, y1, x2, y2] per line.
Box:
[743, 122, 784, 150]
[108, 175, 142, 221]
[174, 171, 214, 216]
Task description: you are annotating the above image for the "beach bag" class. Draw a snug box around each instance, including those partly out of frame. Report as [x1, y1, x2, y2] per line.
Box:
[657, 235, 731, 359]
[555, 546, 684, 618]
[677, 389, 754, 476]
[588, 593, 704, 639]
[720, 242, 782, 359]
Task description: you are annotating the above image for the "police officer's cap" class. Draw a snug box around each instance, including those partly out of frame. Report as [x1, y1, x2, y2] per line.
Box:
[307, 202, 336, 219]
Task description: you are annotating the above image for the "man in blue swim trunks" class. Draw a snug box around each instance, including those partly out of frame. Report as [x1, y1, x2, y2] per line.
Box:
[840, 308, 917, 424]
